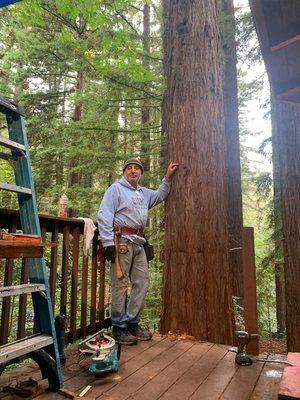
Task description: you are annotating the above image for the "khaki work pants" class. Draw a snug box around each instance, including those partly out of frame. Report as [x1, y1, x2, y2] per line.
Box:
[110, 239, 149, 328]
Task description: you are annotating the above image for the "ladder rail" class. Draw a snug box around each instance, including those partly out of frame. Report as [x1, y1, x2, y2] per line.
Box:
[0, 104, 63, 388]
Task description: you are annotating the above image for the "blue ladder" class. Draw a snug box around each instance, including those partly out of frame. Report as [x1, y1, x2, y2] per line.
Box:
[0, 96, 63, 389]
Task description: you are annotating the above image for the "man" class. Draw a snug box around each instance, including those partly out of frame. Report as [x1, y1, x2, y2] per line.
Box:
[98, 158, 178, 345]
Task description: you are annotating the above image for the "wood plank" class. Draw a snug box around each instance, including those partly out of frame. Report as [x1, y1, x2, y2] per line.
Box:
[131, 341, 214, 400]
[0, 182, 32, 195]
[98, 253, 105, 326]
[60, 224, 70, 315]
[277, 86, 300, 101]
[80, 254, 89, 338]
[0, 220, 16, 345]
[0, 242, 44, 258]
[49, 224, 59, 309]
[242, 227, 259, 355]
[96, 340, 194, 400]
[90, 235, 98, 332]
[0, 335, 53, 363]
[270, 35, 300, 52]
[278, 352, 300, 400]
[0, 283, 45, 297]
[177, 350, 237, 400]
[219, 357, 264, 400]
[0, 135, 26, 151]
[70, 226, 80, 342]
[0, 258, 14, 344]
[250, 354, 285, 400]
[17, 259, 29, 339]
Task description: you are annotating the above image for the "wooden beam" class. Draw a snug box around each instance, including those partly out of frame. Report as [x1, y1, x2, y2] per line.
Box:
[242, 227, 259, 356]
[277, 86, 300, 101]
[0, 335, 53, 364]
[0, 135, 25, 151]
[0, 283, 45, 298]
[0, 182, 32, 195]
[0, 241, 44, 258]
[270, 34, 300, 52]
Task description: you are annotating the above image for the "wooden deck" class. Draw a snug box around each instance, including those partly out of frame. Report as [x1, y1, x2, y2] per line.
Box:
[0, 335, 285, 400]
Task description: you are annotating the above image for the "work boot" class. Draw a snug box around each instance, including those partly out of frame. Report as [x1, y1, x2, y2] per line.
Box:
[112, 326, 138, 345]
[127, 323, 152, 341]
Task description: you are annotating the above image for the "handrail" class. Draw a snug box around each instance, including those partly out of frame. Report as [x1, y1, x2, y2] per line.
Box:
[0, 208, 107, 346]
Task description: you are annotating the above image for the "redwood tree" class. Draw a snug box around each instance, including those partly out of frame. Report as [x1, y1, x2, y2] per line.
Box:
[274, 99, 300, 351]
[222, 0, 244, 303]
[160, 0, 233, 345]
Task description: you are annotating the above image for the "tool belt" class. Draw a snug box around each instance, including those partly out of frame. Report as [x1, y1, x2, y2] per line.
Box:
[115, 226, 144, 237]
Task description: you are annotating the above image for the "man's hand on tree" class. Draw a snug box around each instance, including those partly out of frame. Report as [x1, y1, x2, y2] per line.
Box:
[166, 161, 179, 179]
[104, 245, 116, 262]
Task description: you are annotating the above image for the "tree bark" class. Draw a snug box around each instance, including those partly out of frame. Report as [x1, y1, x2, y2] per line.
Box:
[68, 70, 83, 217]
[221, 0, 244, 305]
[161, 0, 233, 345]
[271, 94, 285, 335]
[141, 2, 151, 175]
[275, 99, 300, 351]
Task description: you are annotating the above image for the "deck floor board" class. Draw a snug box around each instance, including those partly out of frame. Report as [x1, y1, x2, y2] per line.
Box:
[0, 335, 285, 400]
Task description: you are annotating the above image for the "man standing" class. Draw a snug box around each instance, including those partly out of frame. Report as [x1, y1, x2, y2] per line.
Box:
[98, 158, 178, 345]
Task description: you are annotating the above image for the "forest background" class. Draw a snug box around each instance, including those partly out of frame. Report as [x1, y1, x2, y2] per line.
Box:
[0, 0, 279, 340]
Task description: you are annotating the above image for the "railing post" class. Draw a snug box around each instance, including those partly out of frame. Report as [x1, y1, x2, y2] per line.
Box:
[242, 227, 259, 355]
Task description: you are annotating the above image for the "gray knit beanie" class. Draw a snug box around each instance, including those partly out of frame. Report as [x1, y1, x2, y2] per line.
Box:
[123, 158, 144, 174]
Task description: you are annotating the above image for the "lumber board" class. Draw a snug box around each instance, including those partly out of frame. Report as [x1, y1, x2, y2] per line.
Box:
[0, 283, 45, 297]
[270, 35, 300, 52]
[0, 182, 31, 195]
[0, 335, 53, 363]
[0, 135, 26, 151]
[278, 352, 300, 399]
[0, 241, 44, 258]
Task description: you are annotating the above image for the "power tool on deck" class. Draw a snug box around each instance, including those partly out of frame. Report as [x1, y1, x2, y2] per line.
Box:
[234, 331, 258, 366]
[78, 329, 121, 376]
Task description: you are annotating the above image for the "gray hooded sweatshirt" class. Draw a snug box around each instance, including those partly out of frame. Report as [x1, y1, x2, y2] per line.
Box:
[98, 176, 170, 247]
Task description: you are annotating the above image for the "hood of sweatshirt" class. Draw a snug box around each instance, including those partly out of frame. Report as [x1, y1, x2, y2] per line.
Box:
[118, 176, 142, 190]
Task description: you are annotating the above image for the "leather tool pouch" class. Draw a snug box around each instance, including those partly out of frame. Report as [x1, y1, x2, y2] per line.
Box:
[143, 237, 154, 262]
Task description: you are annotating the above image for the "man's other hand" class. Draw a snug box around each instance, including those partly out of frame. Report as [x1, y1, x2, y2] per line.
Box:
[104, 245, 116, 262]
[166, 161, 179, 179]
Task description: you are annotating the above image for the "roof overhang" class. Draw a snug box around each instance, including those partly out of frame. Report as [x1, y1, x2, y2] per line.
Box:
[0, 0, 22, 8]
[249, 0, 300, 103]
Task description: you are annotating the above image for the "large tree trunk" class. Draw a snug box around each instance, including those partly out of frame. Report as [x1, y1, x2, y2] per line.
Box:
[275, 99, 300, 351]
[160, 0, 233, 345]
[140, 2, 151, 175]
[68, 70, 83, 217]
[221, 0, 244, 304]
[271, 95, 285, 335]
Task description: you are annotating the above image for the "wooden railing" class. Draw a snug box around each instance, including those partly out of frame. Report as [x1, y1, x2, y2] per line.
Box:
[0, 208, 107, 346]
[0, 208, 259, 353]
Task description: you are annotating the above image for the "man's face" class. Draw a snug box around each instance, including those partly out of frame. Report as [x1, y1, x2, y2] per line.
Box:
[123, 164, 142, 187]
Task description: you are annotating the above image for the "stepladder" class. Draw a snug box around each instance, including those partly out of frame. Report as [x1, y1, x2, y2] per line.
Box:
[0, 96, 63, 390]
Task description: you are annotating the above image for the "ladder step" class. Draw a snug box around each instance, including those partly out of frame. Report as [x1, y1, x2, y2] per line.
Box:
[0, 283, 46, 298]
[0, 182, 32, 195]
[0, 151, 16, 162]
[0, 136, 26, 152]
[0, 96, 24, 116]
[0, 335, 53, 364]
